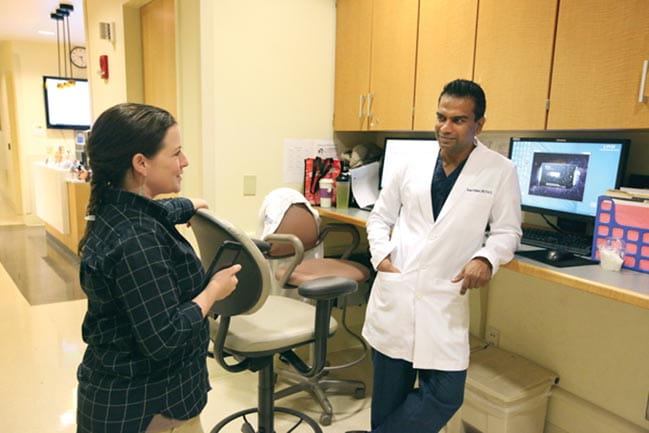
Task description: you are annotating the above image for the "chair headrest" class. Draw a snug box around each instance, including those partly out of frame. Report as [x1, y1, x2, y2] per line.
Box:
[190, 210, 271, 317]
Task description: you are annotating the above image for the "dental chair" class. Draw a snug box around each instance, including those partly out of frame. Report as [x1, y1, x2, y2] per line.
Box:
[190, 209, 358, 433]
[259, 189, 372, 425]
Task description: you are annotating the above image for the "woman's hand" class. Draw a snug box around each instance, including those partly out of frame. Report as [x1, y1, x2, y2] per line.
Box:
[206, 264, 241, 301]
[190, 198, 209, 211]
[193, 264, 242, 317]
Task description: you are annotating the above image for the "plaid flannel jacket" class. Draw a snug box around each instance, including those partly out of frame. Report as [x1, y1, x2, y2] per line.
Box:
[77, 190, 210, 433]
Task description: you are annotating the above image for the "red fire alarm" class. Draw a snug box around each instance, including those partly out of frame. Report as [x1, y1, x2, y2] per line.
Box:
[99, 55, 109, 79]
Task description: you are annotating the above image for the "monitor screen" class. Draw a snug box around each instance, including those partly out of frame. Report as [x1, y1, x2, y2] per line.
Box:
[381, 138, 437, 189]
[508, 137, 629, 221]
[43, 76, 91, 130]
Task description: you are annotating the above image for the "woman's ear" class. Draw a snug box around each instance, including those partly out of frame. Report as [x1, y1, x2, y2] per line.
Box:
[131, 153, 148, 177]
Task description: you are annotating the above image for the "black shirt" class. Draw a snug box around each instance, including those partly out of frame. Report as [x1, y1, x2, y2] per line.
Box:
[77, 189, 209, 433]
[431, 153, 469, 220]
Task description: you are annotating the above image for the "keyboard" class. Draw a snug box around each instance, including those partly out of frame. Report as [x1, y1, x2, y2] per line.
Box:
[521, 227, 593, 256]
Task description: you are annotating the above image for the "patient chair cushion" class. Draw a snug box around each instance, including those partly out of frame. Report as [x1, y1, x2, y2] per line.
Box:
[211, 295, 338, 355]
[276, 258, 371, 287]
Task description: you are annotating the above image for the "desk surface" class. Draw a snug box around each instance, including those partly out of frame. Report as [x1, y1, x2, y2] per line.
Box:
[316, 207, 649, 310]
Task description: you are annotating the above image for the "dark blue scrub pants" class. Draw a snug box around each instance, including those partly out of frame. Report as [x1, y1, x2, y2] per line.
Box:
[370, 349, 467, 433]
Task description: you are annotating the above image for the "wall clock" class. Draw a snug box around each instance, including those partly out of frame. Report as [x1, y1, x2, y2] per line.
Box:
[70, 46, 87, 69]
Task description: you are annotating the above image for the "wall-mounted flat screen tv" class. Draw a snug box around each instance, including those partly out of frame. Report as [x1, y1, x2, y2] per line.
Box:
[43, 76, 91, 130]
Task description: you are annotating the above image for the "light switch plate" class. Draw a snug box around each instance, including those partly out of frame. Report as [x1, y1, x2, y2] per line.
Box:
[243, 175, 256, 196]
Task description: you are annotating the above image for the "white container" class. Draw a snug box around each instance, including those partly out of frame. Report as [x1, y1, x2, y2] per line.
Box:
[598, 237, 625, 271]
[319, 178, 334, 208]
[446, 346, 558, 433]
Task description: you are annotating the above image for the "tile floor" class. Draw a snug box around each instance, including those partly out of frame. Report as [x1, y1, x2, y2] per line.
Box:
[0, 196, 372, 433]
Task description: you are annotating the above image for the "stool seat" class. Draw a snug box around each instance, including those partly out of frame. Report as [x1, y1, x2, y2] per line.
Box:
[277, 258, 371, 287]
[212, 296, 338, 355]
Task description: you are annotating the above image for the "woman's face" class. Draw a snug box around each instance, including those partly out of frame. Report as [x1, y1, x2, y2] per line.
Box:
[143, 124, 188, 197]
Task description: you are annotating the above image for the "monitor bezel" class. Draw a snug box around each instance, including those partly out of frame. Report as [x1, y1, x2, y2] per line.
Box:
[508, 136, 630, 223]
[43, 75, 92, 130]
[380, 137, 437, 189]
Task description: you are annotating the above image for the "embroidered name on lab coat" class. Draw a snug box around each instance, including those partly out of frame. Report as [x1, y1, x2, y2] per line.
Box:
[466, 188, 493, 194]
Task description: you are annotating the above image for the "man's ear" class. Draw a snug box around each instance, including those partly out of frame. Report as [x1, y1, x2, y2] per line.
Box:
[131, 153, 148, 177]
[475, 116, 486, 135]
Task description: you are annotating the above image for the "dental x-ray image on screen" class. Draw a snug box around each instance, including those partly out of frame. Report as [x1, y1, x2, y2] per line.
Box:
[528, 152, 590, 202]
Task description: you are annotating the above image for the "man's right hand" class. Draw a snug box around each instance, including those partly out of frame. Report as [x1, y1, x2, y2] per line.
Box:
[377, 257, 400, 273]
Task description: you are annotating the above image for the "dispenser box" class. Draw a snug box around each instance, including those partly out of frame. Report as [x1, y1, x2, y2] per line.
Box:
[592, 195, 649, 274]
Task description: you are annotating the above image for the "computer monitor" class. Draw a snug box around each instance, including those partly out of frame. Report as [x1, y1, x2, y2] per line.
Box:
[381, 138, 437, 189]
[508, 137, 629, 224]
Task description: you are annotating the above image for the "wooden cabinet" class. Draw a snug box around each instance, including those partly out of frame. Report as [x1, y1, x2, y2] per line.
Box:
[335, 0, 649, 132]
[413, 0, 477, 130]
[334, 0, 418, 131]
[473, 0, 558, 131]
[334, 0, 372, 131]
[547, 0, 649, 130]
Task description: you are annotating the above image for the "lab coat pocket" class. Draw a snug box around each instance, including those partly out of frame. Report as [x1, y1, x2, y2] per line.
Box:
[420, 277, 469, 329]
[371, 271, 412, 316]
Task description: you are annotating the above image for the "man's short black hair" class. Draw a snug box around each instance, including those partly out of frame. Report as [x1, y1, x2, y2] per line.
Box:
[439, 79, 486, 121]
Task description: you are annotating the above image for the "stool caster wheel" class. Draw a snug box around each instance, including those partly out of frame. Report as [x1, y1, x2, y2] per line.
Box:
[319, 413, 332, 426]
[354, 387, 366, 399]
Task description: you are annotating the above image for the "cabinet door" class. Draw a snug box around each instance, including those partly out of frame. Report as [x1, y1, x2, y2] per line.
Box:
[548, 0, 649, 129]
[474, 0, 558, 131]
[414, 0, 477, 130]
[334, 0, 373, 131]
[368, 0, 419, 131]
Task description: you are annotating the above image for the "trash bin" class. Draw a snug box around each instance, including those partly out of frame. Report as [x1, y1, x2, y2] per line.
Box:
[447, 345, 559, 433]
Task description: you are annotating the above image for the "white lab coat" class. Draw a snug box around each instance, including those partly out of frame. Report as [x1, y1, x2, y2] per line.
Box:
[362, 139, 521, 370]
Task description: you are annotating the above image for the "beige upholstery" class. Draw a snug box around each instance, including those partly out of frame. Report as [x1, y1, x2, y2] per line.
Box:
[212, 296, 337, 354]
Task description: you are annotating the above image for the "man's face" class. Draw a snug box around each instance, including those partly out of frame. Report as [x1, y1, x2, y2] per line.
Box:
[434, 95, 485, 156]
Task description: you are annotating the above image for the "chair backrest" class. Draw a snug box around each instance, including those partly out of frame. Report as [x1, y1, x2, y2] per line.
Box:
[269, 203, 319, 257]
[190, 210, 271, 317]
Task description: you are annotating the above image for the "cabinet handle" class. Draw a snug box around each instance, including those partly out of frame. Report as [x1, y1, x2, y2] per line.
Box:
[639, 60, 649, 103]
[367, 93, 373, 120]
[358, 94, 366, 119]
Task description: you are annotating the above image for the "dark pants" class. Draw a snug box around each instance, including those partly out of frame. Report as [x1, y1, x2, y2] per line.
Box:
[370, 349, 467, 433]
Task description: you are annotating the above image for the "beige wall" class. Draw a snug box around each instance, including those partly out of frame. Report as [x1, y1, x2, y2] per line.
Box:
[483, 270, 649, 432]
[199, 0, 336, 231]
[0, 40, 87, 221]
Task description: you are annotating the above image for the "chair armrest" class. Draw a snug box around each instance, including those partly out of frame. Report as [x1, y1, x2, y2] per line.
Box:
[263, 233, 304, 287]
[297, 276, 358, 300]
[318, 223, 360, 259]
[251, 238, 272, 254]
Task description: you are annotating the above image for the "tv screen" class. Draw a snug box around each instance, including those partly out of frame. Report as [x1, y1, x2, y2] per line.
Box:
[43, 76, 91, 130]
[508, 137, 629, 221]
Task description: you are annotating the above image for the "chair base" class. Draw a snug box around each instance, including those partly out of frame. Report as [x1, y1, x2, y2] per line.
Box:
[210, 406, 323, 433]
[274, 367, 366, 426]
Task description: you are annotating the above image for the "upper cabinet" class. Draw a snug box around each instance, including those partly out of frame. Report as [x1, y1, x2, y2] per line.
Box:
[334, 0, 418, 131]
[547, 0, 649, 130]
[335, 0, 649, 131]
[413, 0, 477, 130]
[474, 0, 557, 131]
[334, 0, 372, 131]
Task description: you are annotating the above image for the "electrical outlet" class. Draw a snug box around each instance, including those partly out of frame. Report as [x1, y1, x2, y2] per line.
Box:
[485, 326, 500, 346]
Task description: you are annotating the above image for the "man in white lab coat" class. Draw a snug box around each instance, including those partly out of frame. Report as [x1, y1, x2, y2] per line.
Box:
[348, 80, 522, 433]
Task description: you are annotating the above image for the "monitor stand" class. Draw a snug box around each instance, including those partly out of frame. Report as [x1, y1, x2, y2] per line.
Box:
[517, 249, 595, 268]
